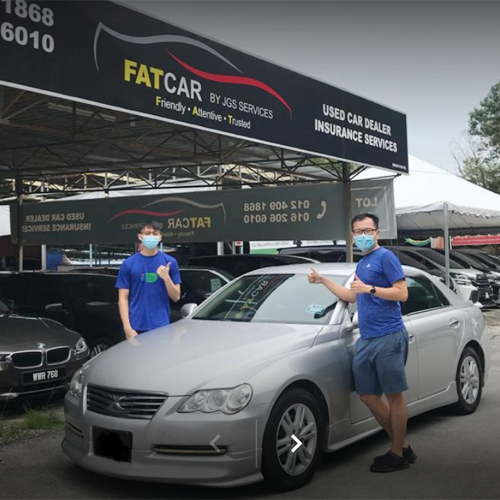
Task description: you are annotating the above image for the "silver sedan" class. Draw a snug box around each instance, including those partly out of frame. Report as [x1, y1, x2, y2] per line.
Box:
[62, 264, 491, 491]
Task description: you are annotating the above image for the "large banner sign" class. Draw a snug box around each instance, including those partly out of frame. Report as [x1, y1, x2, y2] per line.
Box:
[0, 1, 408, 173]
[11, 184, 347, 244]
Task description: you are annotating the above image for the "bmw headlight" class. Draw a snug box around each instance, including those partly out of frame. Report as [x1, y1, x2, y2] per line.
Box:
[74, 338, 88, 356]
[69, 368, 84, 398]
[178, 384, 253, 415]
[0, 352, 10, 363]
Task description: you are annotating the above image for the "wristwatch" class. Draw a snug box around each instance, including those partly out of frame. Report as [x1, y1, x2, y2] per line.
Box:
[369, 286, 376, 295]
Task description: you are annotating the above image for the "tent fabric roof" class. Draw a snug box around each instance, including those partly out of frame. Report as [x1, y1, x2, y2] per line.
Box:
[358, 155, 500, 234]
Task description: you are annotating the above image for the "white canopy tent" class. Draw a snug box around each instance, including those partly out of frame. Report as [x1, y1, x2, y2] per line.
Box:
[359, 155, 500, 285]
[392, 156, 500, 234]
[356, 155, 500, 234]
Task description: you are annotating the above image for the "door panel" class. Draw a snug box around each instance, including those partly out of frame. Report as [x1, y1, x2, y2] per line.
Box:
[408, 308, 462, 398]
[403, 275, 462, 399]
[342, 311, 418, 424]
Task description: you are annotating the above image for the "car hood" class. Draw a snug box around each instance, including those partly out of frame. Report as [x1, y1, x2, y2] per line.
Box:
[0, 315, 81, 351]
[84, 319, 322, 395]
[452, 269, 483, 278]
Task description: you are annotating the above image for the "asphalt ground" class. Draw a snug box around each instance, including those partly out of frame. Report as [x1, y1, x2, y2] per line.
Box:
[1, 309, 499, 500]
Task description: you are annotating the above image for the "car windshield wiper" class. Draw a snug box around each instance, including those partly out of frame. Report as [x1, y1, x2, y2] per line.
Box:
[194, 316, 250, 323]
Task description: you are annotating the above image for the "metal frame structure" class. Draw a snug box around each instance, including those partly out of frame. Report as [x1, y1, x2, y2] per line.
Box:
[0, 85, 368, 202]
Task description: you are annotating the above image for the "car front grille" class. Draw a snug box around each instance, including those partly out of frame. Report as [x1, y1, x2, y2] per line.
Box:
[474, 273, 490, 286]
[87, 385, 167, 420]
[47, 347, 71, 365]
[471, 274, 492, 300]
[11, 351, 43, 368]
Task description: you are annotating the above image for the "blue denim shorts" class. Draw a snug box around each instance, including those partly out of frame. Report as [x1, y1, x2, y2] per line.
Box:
[352, 329, 409, 396]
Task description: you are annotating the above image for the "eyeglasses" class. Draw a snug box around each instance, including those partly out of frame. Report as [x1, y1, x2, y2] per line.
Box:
[352, 228, 377, 236]
[141, 231, 161, 236]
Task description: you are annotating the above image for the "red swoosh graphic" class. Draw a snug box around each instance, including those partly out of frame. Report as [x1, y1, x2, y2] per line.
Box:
[168, 51, 292, 118]
[110, 209, 184, 222]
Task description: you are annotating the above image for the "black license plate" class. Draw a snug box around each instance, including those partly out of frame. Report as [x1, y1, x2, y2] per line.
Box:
[93, 427, 132, 463]
[23, 368, 65, 384]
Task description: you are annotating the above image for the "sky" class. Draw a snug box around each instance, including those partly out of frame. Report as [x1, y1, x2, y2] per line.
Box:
[122, 0, 500, 174]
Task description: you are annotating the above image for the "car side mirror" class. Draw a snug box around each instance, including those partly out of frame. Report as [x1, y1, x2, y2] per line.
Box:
[180, 303, 197, 319]
[45, 303, 67, 313]
[345, 311, 359, 332]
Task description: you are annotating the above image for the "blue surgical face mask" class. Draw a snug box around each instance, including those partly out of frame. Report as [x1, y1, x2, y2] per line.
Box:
[142, 235, 160, 250]
[354, 234, 376, 252]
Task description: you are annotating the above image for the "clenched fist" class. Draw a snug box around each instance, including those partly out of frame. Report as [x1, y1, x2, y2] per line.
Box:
[350, 274, 370, 294]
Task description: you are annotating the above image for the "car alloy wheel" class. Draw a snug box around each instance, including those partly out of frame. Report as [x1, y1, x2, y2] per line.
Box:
[452, 346, 483, 415]
[262, 387, 325, 491]
[276, 403, 318, 476]
[90, 337, 115, 358]
[90, 343, 109, 357]
[460, 355, 480, 405]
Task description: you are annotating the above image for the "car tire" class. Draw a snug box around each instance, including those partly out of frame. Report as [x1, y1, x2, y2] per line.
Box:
[451, 346, 483, 415]
[262, 387, 325, 491]
[89, 336, 115, 358]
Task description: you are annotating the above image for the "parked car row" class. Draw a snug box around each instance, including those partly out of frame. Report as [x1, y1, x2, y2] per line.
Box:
[280, 245, 500, 307]
[0, 266, 234, 360]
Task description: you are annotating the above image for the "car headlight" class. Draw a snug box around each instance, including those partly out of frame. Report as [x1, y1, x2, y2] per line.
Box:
[74, 338, 88, 355]
[69, 368, 84, 398]
[178, 384, 253, 415]
[0, 352, 10, 363]
[451, 273, 472, 286]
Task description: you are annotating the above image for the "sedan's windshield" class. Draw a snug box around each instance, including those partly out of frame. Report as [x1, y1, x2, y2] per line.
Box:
[193, 273, 345, 324]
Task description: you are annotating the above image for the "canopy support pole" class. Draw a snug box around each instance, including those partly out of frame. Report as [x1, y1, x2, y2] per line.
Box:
[443, 203, 451, 288]
[343, 163, 353, 263]
[15, 167, 23, 272]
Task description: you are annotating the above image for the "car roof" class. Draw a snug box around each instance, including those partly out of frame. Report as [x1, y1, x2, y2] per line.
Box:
[243, 262, 424, 278]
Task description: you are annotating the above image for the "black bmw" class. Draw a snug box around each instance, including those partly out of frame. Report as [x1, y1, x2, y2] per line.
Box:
[0, 299, 89, 400]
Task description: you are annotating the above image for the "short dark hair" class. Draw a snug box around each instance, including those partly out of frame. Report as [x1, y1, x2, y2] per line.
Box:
[351, 213, 379, 229]
[139, 220, 162, 233]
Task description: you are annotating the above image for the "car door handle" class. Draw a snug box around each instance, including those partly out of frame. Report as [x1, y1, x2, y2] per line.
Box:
[408, 332, 415, 344]
[449, 319, 461, 328]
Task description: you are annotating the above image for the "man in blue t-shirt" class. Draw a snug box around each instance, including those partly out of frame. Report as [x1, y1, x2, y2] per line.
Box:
[116, 220, 181, 338]
[308, 213, 415, 473]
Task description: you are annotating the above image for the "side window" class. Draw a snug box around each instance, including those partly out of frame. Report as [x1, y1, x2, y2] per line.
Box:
[403, 252, 438, 270]
[30, 277, 63, 308]
[181, 270, 224, 303]
[402, 276, 447, 315]
[0, 275, 30, 307]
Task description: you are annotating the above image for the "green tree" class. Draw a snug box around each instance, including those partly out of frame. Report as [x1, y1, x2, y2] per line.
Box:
[459, 154, 500, 194]
[469, 81, 500, 152]
[454, 81, 500, 194]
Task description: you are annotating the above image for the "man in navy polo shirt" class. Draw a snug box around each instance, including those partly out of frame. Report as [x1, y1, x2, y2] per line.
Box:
[308, 213, 414, 473]
[116, 220, 181, 338]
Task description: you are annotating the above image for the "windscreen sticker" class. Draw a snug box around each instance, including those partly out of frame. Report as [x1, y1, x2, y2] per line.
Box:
[210, 278, 222, 292]
[306, 304, 326, 315]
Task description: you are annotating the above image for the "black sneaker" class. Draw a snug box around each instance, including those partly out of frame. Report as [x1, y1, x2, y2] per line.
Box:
[374, 445, 417, 464]
[370, 451, 409, 473]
